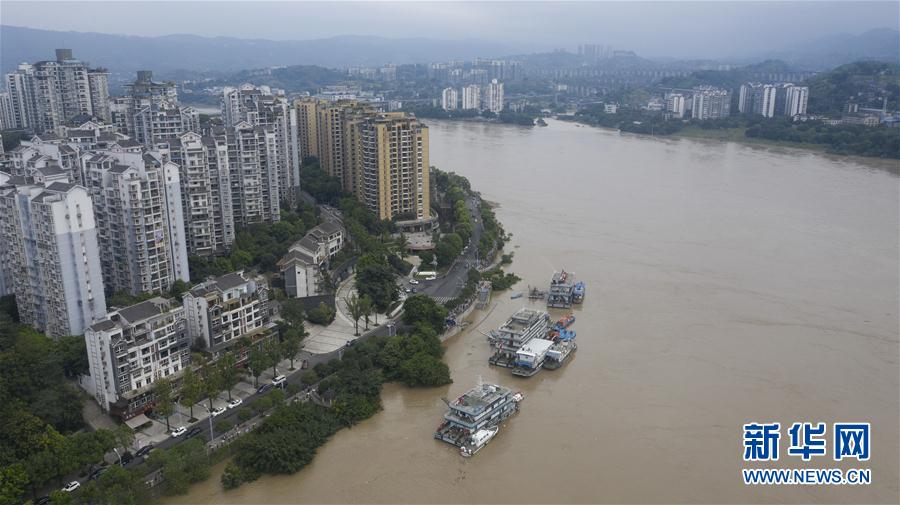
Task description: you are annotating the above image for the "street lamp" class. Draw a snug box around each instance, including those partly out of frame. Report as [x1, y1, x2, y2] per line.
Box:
[198, 404, 216, 444]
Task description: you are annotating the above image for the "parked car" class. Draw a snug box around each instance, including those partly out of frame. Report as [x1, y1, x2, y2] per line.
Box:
[271, 374, 286, 387]
[135, 444, 154, 457]
[61, 481, 80, 492]
[185, 427, 203, 439]
[211, 406, 227, 417]
[35, 497, 51, 505]
[120, 452, 134, 466]
[256, 383, 273, 394]
[88, 466, 107, 481]
[227, 398, 243, 409]
[408, 278, 419, 285]
[404, 287, 412, 293]
[170, 426, 187, 437]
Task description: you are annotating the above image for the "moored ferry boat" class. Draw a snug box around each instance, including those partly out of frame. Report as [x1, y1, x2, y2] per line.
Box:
[434, 381, 523, 455]
[543, 339, 577, 370]
[511, 338, 554, 377]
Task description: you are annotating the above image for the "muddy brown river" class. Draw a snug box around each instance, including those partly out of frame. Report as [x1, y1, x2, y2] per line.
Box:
[168, 119, 899, 504]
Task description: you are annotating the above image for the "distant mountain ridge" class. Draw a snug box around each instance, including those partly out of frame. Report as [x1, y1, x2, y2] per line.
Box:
[0, 25, 515, 75]
[761, 28, 899, 70]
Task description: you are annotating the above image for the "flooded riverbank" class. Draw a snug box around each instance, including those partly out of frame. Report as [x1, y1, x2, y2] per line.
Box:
[168, 118, 899, 504]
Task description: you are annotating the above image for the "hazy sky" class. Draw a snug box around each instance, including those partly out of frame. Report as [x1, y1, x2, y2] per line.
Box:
[2, 1, 898, 58]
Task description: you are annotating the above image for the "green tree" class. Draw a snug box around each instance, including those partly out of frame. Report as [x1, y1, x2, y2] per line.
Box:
[266, 338, 282, 377]
[399, 352, 452, 387]
[0, 463, 28, 505]
[178, 367, 203, 421]
[89, 465, 151, 505]
[68, 429, 116, 474]
[280, 298, 306, 327]
[306, 302, 335, 325]
[300, 370, 319, 386]
[360, 295, 374, 330]
[54, 335, 89, 378]
[345, 293, 363, 336]
[402, 295, 449, 334]
[218, 353, 239, 401]
[248, 346, 267, 387]
[279, 323, 306, 370]
[153, 375, 175, 431]
[48, 490, 73, 505]
[355, 254, 398, 313]
[200, 361, 222, 411]
[393, 233, 409, 257]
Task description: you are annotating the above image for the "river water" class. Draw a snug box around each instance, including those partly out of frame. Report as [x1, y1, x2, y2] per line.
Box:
[169, 119, 899, 504]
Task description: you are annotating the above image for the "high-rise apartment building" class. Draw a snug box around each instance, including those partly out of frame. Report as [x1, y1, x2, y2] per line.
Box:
[314, 100, 377, 193]
[81, 149, 189, 295]
[222, 122, 282, 227]
[221, 84, 299, 204]
[691, 87, 731, 120]
[441, 87, 458, 111]
[665, 93, 686, 118]
[84, 297, 190, 419]
[785, 85, 809, 117]
[295, 101, 432, 222]
[292, 97, 323, 162]
[156, 131, 235, 257]
[3, 49, 110, 132]
[739, 82, 808, 118]
[462, 84, 481, 110]
[739, 83, 769, 115]
[485, 79, 504, 113]
[0, 92, 13, 130]
[355, 113, 430, 221]
[110, 71, 198, 146]
[0, 174, 107, 338]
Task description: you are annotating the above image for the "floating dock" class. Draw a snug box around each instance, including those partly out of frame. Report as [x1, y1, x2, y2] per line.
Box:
[543, 340, 577, 370]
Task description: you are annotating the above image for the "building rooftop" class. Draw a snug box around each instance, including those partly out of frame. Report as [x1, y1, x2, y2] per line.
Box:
[117, 298, 169, 323]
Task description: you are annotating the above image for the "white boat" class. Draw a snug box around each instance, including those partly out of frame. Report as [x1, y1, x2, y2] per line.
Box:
[460, 426, 499, 457]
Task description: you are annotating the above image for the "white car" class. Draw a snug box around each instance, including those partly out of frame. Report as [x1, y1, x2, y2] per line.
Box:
[170, 426, 187, 437]
[211, 406, 227, 417]
[227, 398, 243, 409]
[409, 278, 419, 285]
[271, 374, 286, 387]
[62, 481, 80, 493]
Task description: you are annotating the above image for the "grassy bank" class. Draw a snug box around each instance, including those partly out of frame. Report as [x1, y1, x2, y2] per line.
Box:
[672, 126, 831, 154]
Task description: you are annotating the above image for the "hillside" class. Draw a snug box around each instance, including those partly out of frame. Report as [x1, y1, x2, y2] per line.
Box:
[763, 28, 900, 70]
[0, 25, 513, 75]
[804, 61, 900, 115]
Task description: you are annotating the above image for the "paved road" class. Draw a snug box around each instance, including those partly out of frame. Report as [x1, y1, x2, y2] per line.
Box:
[419, 196, 484, 300]
[122, 320, 396, 471]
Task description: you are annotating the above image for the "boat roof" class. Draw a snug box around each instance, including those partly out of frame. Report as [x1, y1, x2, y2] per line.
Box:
[450, 383, 512, 415]
[500, 308, 546, 333]
[517, 338, 554, 356]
